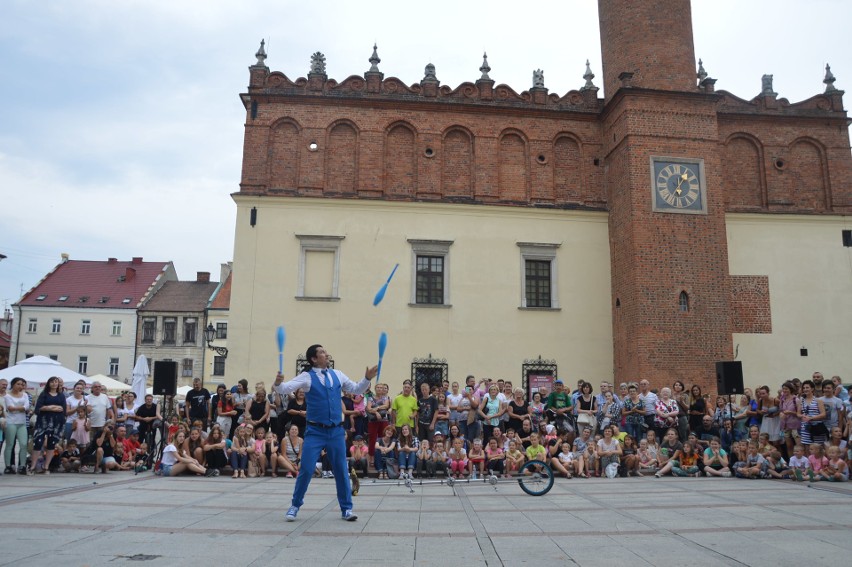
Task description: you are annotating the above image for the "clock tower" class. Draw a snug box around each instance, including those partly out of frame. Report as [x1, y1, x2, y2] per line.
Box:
[599, 0, 734, 390]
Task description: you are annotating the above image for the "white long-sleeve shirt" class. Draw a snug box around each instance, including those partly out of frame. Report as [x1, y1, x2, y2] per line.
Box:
[273, 367, 371, 399]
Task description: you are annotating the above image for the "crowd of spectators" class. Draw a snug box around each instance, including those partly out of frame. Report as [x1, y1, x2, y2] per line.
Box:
[1, 371, 849, 483]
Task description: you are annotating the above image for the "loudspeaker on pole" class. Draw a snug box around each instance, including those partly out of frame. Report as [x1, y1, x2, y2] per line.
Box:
[715, 361, 744, 395]
[152, 360, 178, 396]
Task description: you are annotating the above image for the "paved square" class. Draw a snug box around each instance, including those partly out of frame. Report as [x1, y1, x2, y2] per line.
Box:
[0, 473, 849, 566]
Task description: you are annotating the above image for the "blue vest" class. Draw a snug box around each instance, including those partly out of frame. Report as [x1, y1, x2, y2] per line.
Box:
[305, 369, 342, 426]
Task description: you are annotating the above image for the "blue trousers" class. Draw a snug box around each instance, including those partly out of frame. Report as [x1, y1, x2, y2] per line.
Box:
[292, 424, 351, 512]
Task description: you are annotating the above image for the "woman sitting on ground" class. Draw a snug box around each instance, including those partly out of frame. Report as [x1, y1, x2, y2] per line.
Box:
[282, 424, 302, 478]
[702, 436, 731, 477]
[162, 430, 212, 477]
[203, 427, 229, 473]
[229, 424, 252, 478]
[183, 427, 206, 467]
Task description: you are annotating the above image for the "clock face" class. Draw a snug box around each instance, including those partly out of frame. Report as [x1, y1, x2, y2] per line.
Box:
[650, 157, 707, 214]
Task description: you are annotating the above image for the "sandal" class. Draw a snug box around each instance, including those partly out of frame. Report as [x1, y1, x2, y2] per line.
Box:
[232, 472, 239, 479]
[271, 472, 278, 478]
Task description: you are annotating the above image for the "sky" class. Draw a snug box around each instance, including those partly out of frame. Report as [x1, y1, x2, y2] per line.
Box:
[1, 0, 850, 313]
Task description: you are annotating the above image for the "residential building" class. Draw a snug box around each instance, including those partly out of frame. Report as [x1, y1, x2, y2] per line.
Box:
[10, 257, 176, 381]
[136, 272, 220, 388]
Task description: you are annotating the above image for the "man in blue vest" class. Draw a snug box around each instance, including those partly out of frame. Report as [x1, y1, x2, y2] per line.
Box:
[273, 344, 377, 522]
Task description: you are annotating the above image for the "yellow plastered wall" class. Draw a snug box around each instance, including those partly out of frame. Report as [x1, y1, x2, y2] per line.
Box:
[727, 214, 852, 391]
[229, 196, 614, 393]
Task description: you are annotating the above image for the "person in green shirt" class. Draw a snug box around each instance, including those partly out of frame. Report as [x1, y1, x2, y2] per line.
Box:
[391, 380, 418, 435]
[545, 380, 574, 439]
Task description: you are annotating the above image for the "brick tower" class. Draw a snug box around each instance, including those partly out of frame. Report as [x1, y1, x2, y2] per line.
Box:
[599, 0, 733, 390]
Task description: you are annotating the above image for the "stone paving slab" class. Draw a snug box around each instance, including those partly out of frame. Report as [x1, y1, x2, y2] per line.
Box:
[0, 472, 850, 566]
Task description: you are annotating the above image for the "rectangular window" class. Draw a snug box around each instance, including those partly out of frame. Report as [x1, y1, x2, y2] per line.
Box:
[843, 229, 852, 247]
[296, 235, 344, 300]
[108, 357, 119, 376]
[49, 354, 58, 361]
[111, 320, 122, 336]
[24, 353, 34, 359]
[27, 318, 37, 333]
[518, 242, 560, 309]
[416, 255, 444, 304]
[51, 319, 61, 333]
[163, 318, 176, 344]
[213, 356, 226, 376]
[182, 358, 194, 378]
[525, 260, 552, 308]
[142, 318, 156, 343]
[216, 322, 228, 339]
[183, 319, 197, 344]
[78, 355, 88, 374]
[408, 239, 453, 307]
[80, 320, 91, 335]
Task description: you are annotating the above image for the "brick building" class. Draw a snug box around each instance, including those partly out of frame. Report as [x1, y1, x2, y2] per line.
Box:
[228, 0, 851, 393]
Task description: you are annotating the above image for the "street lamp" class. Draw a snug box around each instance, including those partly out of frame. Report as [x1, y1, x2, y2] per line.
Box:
[204, 323, 228, 358]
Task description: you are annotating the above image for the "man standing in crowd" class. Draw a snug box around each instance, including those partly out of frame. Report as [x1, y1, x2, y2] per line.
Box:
[86, 382, 114, 443]
[392, 380, 418, 436]
[417, 382, 437, 443]
[639, 380, 658, 434]
[546, 380, 573, 433]
[820, 380, 845, 434]
[135, 394, 162, 445]
[273, 344, 377, 522]
[185, 377, 211, 429]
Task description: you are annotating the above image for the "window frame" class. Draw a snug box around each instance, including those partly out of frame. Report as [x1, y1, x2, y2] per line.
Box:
[51, 319, 62, 334]
[80, 319, 91, 335]
[141, 318, 156, 343]
[27, 318, 37, 333]
[408, 239, 453, 307]
[183, 318, 197, 345]
[162, 318, 176, 344]
[108, 357, 119, 377]
[213, 356, 226, 376]
[517, 242, 561, 310]
[181, 358, 194, 378]
[296, 234, 345, 300]
[111, 320, 122, 337]
[78, 355, 88, 375]
[215, 322, 227, 340]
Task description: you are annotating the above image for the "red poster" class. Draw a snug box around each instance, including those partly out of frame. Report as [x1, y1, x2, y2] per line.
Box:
[528, 374, 554, 397]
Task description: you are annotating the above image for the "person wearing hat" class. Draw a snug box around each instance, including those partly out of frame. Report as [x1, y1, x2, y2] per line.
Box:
[545, 380, 573, 439]
[273, 344, 377, 522]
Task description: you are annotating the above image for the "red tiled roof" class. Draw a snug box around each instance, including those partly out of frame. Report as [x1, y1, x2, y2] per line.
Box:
[139, 280, 220, 312]
[209, 272, 231, 309]
[17, 258, 172, 309]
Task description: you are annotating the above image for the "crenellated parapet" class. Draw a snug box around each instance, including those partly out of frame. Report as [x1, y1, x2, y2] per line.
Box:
[245, 44, 603, 113]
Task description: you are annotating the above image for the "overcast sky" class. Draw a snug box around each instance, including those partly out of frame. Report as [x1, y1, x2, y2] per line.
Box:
[1, 0, 849, 313]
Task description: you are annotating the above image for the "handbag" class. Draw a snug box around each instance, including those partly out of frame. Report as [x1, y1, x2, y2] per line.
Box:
[807, 421, 828, 438]
[577, 413, 597, 432]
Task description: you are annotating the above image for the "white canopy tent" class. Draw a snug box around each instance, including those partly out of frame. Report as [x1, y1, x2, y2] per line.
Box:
[87, 374, 131, 392]
[0, 355, 89, 391]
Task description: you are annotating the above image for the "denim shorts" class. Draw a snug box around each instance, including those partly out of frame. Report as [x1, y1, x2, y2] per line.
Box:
[161, 463, 173, 476]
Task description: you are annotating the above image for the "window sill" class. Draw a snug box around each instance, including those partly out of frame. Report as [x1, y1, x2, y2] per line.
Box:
[296, 296, 340, 302]
[408, 303, 452, 309]
[518, 306, 561, 312]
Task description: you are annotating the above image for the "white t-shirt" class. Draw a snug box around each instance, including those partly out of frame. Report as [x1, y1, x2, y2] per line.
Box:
[819, 396, 844, 429]
[66, 395, 85, 419]
[161, 444, 179, 466]
[640, 391, 659, 416]
[4, 393, 30, 425]
[87, 393, 112, 427]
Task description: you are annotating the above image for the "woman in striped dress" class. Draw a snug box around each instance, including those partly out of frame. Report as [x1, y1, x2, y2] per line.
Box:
[797, 380, 827, 446]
